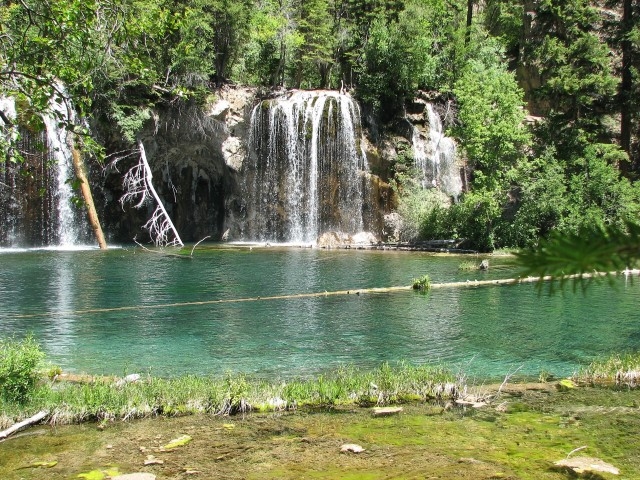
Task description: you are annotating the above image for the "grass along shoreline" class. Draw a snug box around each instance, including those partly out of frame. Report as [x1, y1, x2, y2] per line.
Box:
[2, 335, 640, 429]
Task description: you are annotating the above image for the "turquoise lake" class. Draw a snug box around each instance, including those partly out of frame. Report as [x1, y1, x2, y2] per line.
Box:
[1, 245, 638, 381]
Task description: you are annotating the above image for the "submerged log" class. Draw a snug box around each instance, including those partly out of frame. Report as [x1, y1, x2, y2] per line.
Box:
[0, 410, 48, 440]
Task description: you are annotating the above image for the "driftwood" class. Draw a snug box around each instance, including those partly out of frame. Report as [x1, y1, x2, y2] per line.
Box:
[0, 410, 48, 441]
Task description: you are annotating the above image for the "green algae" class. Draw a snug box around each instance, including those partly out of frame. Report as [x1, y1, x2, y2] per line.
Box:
[0, 386, 638, 480]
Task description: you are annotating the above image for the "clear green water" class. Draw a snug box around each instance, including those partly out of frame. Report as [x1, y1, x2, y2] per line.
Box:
[1, 246, 638, 380]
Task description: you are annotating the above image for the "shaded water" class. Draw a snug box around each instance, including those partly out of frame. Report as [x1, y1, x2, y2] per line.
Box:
[0, 247, 638, 380]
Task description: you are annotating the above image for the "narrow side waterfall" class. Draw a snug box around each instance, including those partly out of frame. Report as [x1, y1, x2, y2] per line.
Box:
[0, 96, 86, 248]
[242, 91, 370, 243]
[43, 106, 81, 247]
[412, 104, 462, 199]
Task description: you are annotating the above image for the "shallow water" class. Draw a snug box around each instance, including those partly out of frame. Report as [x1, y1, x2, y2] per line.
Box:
[0, 245, 638, 380]
[2, 388, 640, 480]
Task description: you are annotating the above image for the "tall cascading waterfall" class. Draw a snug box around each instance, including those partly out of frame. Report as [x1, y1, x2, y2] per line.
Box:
[412, 104, 462, 199]
[241, 91, 370, 243]
[43, 101, 82, 246]
[0, 96, 86, 247]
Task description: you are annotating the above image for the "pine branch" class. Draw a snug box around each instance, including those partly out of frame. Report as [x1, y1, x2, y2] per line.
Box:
[517, 221, 640, 291]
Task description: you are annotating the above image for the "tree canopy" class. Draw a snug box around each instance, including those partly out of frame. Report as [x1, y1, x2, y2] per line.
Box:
[1, 0, 639, 254]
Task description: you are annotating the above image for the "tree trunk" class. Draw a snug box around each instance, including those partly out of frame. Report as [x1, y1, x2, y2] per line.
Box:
[0, 410, 48, 440]
[465, 0, 474, 46]
[620, 0, 633, 174]
[69, 135, 107, 249]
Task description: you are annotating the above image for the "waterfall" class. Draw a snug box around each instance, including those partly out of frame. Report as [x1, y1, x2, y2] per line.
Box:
[412, 104, 462, 199]
[242, 91, 369, 243]
[0, 95, 86, 247]
[43, 102, 81, 247]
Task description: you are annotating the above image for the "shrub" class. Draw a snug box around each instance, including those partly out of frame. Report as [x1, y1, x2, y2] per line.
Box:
[0, 335, 45, 404]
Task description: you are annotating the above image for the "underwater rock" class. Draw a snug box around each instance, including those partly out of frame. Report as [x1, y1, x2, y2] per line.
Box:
[161, 434, 192, 450]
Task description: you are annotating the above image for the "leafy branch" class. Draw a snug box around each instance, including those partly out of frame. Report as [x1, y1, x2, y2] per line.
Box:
[516, 221, 640, 289]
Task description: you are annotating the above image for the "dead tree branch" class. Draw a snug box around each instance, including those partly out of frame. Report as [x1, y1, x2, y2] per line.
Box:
[113, 141, 183, 247]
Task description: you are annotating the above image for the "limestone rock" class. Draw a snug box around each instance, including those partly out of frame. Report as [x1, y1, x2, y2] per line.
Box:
[371, 406, 403, 417]
[111, 474, 156, 480]
[555, 456, 619, 475]
[341, 443, 365, 453]
[208, 99, 231, 121]
[222, 136, 245, 172]
[114, 373, 141, 387]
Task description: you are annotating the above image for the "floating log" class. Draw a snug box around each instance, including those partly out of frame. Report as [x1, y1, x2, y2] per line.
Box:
[12, 271, 615, 319]
[0, 410, 48, 441]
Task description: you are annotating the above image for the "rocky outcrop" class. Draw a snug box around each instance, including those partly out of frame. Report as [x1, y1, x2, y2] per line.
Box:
[97, 87, 454, 246]
[99, 86, 257, 244]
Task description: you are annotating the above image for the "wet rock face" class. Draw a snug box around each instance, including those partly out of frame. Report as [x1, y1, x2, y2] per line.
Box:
[99, 87, 256, 244]
[98, 86, 395, 245]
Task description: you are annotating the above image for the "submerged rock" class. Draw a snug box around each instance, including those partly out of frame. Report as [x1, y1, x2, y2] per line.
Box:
[161, 434, 192, 450]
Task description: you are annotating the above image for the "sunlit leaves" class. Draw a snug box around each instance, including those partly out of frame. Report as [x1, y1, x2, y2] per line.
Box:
[452, 44, 530, 190]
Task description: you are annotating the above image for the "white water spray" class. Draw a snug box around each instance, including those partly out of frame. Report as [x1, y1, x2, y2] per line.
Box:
[42, 101, 80, 246]
[412, 104, 462, 199]
[244, 91, 369, 243]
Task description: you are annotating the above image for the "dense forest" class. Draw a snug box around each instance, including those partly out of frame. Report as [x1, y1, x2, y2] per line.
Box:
[1, 0, 640, 251]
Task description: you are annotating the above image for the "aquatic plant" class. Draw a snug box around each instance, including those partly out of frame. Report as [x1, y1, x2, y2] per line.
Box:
[458, 260, 479, 271]
[412, 275, 431, 291]
[575, 353, 640, 387]
[0, 361, 461, 424]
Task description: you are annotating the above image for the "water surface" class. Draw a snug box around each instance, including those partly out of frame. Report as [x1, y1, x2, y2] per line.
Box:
[0, 246, 638, 380]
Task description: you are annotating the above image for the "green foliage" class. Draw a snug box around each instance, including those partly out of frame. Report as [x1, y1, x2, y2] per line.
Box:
[109, 105, 151, 144]
[516, 220, 640, 288]
[532, 1, 616, 119]
[292, 0, 335, 88]
[0, 335, 45, 404]
[396, 183, 450, 241]
[452, 42, 530, 190]
[576, 353, 640, 386]
[411, 274, 431, 292]
[356, 0, 470, 117]
[423, 189, 504, 251]
[498, 148, 568, 247]
[0, 359, 460, 420]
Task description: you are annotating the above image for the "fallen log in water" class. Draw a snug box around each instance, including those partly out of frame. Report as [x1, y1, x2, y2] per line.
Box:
[0, 410, 48, 441]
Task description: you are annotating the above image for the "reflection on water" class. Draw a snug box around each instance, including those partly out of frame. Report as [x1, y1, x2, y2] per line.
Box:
[0, 246, 638, 380]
